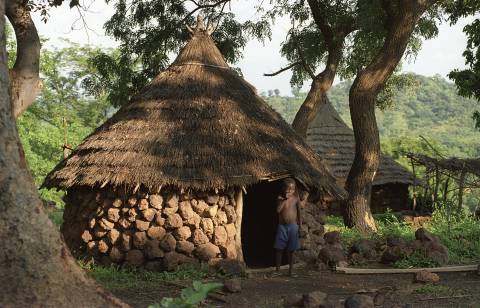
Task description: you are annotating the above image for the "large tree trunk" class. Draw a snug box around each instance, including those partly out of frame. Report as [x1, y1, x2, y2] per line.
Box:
[6, 0, 42, 118]
[0, 5, 126, 306]
[344, 0, 437, 232]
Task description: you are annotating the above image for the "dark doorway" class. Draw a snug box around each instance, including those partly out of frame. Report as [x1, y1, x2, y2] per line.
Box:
[242, 180, 284, 268]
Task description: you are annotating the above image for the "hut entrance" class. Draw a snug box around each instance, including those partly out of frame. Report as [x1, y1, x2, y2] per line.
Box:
[242, 180, 285, 268]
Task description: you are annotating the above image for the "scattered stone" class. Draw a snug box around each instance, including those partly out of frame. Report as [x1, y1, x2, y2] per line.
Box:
[192, 200, 208, 214]
[174, 226, 192, 241]
[192, 229, 209, 246]
[351, 239, 377, 259]
[163, 251, 186, 271]
[144, 240, 164, 259]
[127, 197, 137, 207]
[302, 291, 327, 308]
[216, 210, 228, 225]
[215, 259, 246, 276]
[120, 232, 132, 251]
[205, 205, 218, 218]
[99, 218, 115, 230]
[415, 228, 436, 242]
[81, 230, 92, 243]
[176, 240, 195, 255]
[149, 194, 163, 209]
[110, 246, 124, 263]
[135, 220, 150, 231]
[223, 278, 241, 293]
[214, 226, 228, 246]
[118, 218, 131, 229]
[318, 246, 346, 265]
[386, 236, 407, 247]
[220, 242, 237, 259]
[86, 241, 97, 255]
[324, 231, 341, 245]
[133, 231, 148, 249]
[142, 208, 156, 222]
[155, 213, 165, 226]
[200, 218, 215, 237]
[144, 260, 164, 272]
[125, 249, 144, 266]
[165, 214, 183, 229]
[373, 292, 386, 306]
[107, 229, 120, 244]
[166, 194, 179, 208]
[344, 294, 374, 308]
[127, 208, 138, 222]
[178, 201, 195, 220]
[381, 246, 413, 264]
[414, 270, 440, 283]
[98, 239, 109, 254]
[160, 233, 177, 252]
[206, 195, 219, 205]
[112, 198, 122, 208]
[138, 198, 149, 211]
[147, 226, 166, 240]
[283, 294, 303, 307]
[196, 243, 220, 261]
[93, 227, 108, 239]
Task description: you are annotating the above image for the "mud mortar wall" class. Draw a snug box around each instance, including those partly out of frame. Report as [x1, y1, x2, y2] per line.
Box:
[62, 186, 238, 271]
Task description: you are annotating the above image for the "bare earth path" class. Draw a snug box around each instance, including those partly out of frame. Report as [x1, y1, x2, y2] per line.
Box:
[111, 268, 480, 307]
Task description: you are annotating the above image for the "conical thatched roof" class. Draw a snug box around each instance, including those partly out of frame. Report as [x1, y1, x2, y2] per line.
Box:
[306, 101, 413, 186]
[43, 22, 344, 198]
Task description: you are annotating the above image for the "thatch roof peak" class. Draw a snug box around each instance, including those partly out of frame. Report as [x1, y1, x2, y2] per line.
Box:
[307, 100, 413, 186]
[43, 29, 345, 199]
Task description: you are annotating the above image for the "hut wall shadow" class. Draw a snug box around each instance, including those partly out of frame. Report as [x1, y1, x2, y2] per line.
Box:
[242, 180, 286, 268]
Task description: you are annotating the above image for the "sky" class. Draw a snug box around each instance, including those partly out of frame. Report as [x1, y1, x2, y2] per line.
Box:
[31, 0, 472, 96]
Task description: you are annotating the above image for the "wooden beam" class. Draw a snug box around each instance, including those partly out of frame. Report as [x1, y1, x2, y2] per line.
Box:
[234, 187, 244, 263]
[336, 265, 478, 274]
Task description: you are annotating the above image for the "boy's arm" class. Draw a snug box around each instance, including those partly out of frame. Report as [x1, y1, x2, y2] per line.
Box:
[276, 197, 286, 213]
[296, 199, 302, 225]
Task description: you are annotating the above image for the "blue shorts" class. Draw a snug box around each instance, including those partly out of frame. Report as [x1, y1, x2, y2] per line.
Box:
[274, 224, 300, 251]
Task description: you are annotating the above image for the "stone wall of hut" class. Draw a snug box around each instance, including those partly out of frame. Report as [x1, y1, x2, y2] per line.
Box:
[62, 186, 239, 271]
[296, 201, 328, 262]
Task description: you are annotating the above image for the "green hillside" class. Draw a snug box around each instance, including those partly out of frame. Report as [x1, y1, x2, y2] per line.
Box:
[265, 74, 480, 159]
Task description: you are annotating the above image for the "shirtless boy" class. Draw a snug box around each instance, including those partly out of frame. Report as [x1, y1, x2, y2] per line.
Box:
[274, 178, 302, 276]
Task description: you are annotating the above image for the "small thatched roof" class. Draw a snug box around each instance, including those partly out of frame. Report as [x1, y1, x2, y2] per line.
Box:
[43, 21, 344, 198]
[306, 101, 413, 186]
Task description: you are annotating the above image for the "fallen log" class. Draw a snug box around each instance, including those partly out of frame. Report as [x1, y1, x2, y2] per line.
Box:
[336, 265, 477, 274]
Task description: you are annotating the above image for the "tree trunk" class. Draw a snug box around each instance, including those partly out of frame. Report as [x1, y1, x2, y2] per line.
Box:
[344, 0, 435, 232]
[0, 6, 126, 306]
[292, 78, 329, 138]
[6, 0, 42, 118]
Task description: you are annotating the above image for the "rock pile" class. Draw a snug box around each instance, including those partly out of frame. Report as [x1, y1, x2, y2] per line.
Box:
[317, 231, 347, 268]
[62, 187, 239, 271]
[296, 202, 328, 262]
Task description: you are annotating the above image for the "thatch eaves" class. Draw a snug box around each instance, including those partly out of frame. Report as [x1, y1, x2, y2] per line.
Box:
[306, 101, 413, 186]
[43, 28, 344, 198]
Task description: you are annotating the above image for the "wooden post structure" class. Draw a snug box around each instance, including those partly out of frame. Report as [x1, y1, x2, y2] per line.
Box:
[457, 169, 466, 214]
[410, 157, 417, 211]
[234, 187, 244, 263]
[433, 167, 440, 207]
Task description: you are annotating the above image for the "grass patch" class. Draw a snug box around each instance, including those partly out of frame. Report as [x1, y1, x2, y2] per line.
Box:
[82, 263, 211, 290]
[325, 209, 480, 268]
[414, 284, 469, 297]
[48, 210, 64, 227]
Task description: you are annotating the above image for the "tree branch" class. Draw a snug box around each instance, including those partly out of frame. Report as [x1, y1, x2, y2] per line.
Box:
[264, 61, 301, 76]
[6, 0, 42, 118]
[306, 0, 334, 47]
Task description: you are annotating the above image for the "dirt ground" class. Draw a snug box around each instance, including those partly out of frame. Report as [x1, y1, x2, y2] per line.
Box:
[111, 267, 480, 307]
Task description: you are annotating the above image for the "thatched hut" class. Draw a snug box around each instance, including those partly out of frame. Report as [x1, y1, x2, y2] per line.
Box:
[306, 101, 414, 213]
[43, 18, 344, 270]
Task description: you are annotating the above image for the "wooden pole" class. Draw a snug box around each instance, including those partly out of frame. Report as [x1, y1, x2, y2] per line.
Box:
[457, 169, 466, 214]
[234, 187, 244, 263]
[410, 158, 417, 211]
[433, 167, 440, 207]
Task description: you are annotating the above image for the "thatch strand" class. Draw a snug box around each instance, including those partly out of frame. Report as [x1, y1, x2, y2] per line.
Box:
[306, 101, 413, 186]
[43, 30, 344, 198]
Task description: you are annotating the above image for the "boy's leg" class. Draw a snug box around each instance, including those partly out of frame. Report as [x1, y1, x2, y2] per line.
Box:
[275, 249, 283, 271]
[287, 251, 294, 276]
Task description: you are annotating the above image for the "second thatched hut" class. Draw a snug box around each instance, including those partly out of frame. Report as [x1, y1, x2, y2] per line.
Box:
[307, 100, 414, 213]
[43, 19, 344, 271]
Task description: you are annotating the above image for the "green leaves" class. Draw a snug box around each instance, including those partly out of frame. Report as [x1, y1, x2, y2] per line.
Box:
[151, 281, 223, 308]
